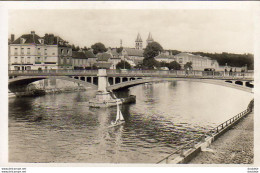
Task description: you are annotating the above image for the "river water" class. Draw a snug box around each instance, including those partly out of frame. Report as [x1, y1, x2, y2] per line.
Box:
[9, 81, 253, 163]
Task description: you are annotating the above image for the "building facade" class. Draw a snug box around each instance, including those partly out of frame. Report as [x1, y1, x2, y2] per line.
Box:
[9, 31, 72, 71]
[94, 52, 113, 69]
[174, 53, 219, 70]
[106, 48, 122, 69]
[72, 50, 88, 69]
[154, 54, 175, 63]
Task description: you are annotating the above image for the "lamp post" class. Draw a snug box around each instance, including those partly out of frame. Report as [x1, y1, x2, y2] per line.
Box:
[124, 55, 126, 69]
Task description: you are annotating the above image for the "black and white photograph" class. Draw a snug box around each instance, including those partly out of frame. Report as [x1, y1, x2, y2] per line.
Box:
[0, 1, 260, 172]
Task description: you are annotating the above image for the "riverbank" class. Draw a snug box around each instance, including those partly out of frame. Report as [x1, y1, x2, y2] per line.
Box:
[9, 86, 87, 98]
[189, 111, 254, 164]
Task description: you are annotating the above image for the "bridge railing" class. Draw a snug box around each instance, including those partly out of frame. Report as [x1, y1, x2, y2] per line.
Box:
[107, 69, 253, 79]
[156, 106, 252, 164]
[9, 69, 98, 75]
[8, 69, 254, 79]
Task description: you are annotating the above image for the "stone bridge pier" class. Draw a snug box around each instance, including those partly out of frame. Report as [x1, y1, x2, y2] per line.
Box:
[88, 69, 118, 107]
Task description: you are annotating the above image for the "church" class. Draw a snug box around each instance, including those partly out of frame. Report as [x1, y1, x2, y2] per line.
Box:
[120, 33, 154, 66]
[135, 32, 154, 50]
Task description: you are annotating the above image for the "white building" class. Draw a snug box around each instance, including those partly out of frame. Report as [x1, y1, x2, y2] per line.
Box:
[155, 54, 175, 63]
[9, 31, 72, 71]
[174, 53, 219, 70]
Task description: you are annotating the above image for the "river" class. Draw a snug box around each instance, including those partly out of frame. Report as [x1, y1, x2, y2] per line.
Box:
[8, 81, 253, 163]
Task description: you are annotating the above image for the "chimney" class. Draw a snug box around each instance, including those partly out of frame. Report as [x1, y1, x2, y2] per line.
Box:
[11, 34, 15, 43]
[49, 34, 54, 45]
[57, 36, 60, 45]
[31, 31, 35, 43]
[44, 34, 49, 44]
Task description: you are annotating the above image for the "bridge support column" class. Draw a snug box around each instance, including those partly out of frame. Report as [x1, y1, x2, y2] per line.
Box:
[97, 69, 108, 92]
[113, 77, 116, 85]
[88, 69, 119, 107]
[90, 77, 93, 84]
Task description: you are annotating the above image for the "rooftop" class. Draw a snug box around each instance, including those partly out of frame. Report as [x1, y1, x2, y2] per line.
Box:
[84, 50, 96, 59]
[72, 51, 87, 59]
[123, 48, 144, 57]
[155, 54, 175, 59]
[96, 52, 112, 62]
[12, 32, 41, 44]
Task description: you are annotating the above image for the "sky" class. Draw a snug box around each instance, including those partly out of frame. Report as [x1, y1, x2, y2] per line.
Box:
[8, 9, 254, 54]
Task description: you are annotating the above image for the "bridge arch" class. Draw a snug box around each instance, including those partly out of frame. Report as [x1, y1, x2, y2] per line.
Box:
[107, 78, 253, 93]
[8, 76, 98, 92]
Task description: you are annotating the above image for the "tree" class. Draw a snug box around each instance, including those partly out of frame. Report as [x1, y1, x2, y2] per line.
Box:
[75, 46, 80, 51]
[142, 42, 163, 69]
[116, 47, 123, 53]
[184, 61, 193, 70]
[142, 58, 160, 69]
[71, 44, 76, 51]
[143, 42, 163, 59]
[159, 61, 169, 68]
[171, 50, 182, 55]
[116, 60, 131, 69]
[168, 61, 181, 70]
[91, 42, 108, 55]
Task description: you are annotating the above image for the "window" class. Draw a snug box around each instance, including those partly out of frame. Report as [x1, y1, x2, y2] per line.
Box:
[21, 57, 24, 63]
[21, 48, 24, 55]
[14, 57, 18, 63]
[27, 48, 31, 55]
[67, 50, 69, 55]
[27, 57, 30, 63]
[52, 52, 55, 55]
[45, 57, 47, 61]
[61, 49, 64, 54]
[35, 57, 41, 64]
[44, 49, 47, 55]
[38, 48, 41, 55]
[14, 48, 18, 55]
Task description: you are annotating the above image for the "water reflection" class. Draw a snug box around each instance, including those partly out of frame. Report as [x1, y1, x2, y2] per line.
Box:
[9, 81, 253, 163]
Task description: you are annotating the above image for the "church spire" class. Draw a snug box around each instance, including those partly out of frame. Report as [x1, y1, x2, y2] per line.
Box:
[147, 32, 154, 45]
[135, 33, 143, 50]
[135, 33, 142, 42]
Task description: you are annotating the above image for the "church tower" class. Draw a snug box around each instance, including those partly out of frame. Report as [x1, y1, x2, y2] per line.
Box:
[135, 33, 143, 50]
[146, 32, 154, 46]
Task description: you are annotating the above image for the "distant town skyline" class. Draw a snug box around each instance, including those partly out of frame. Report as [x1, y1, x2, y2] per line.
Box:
[9, 9, 254, 54]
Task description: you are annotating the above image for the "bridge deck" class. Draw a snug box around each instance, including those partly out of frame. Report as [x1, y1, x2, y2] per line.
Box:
[8, 70, 254, 81]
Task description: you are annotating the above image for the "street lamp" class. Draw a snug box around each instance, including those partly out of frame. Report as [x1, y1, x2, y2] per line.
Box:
[124, 55, 126, 69]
